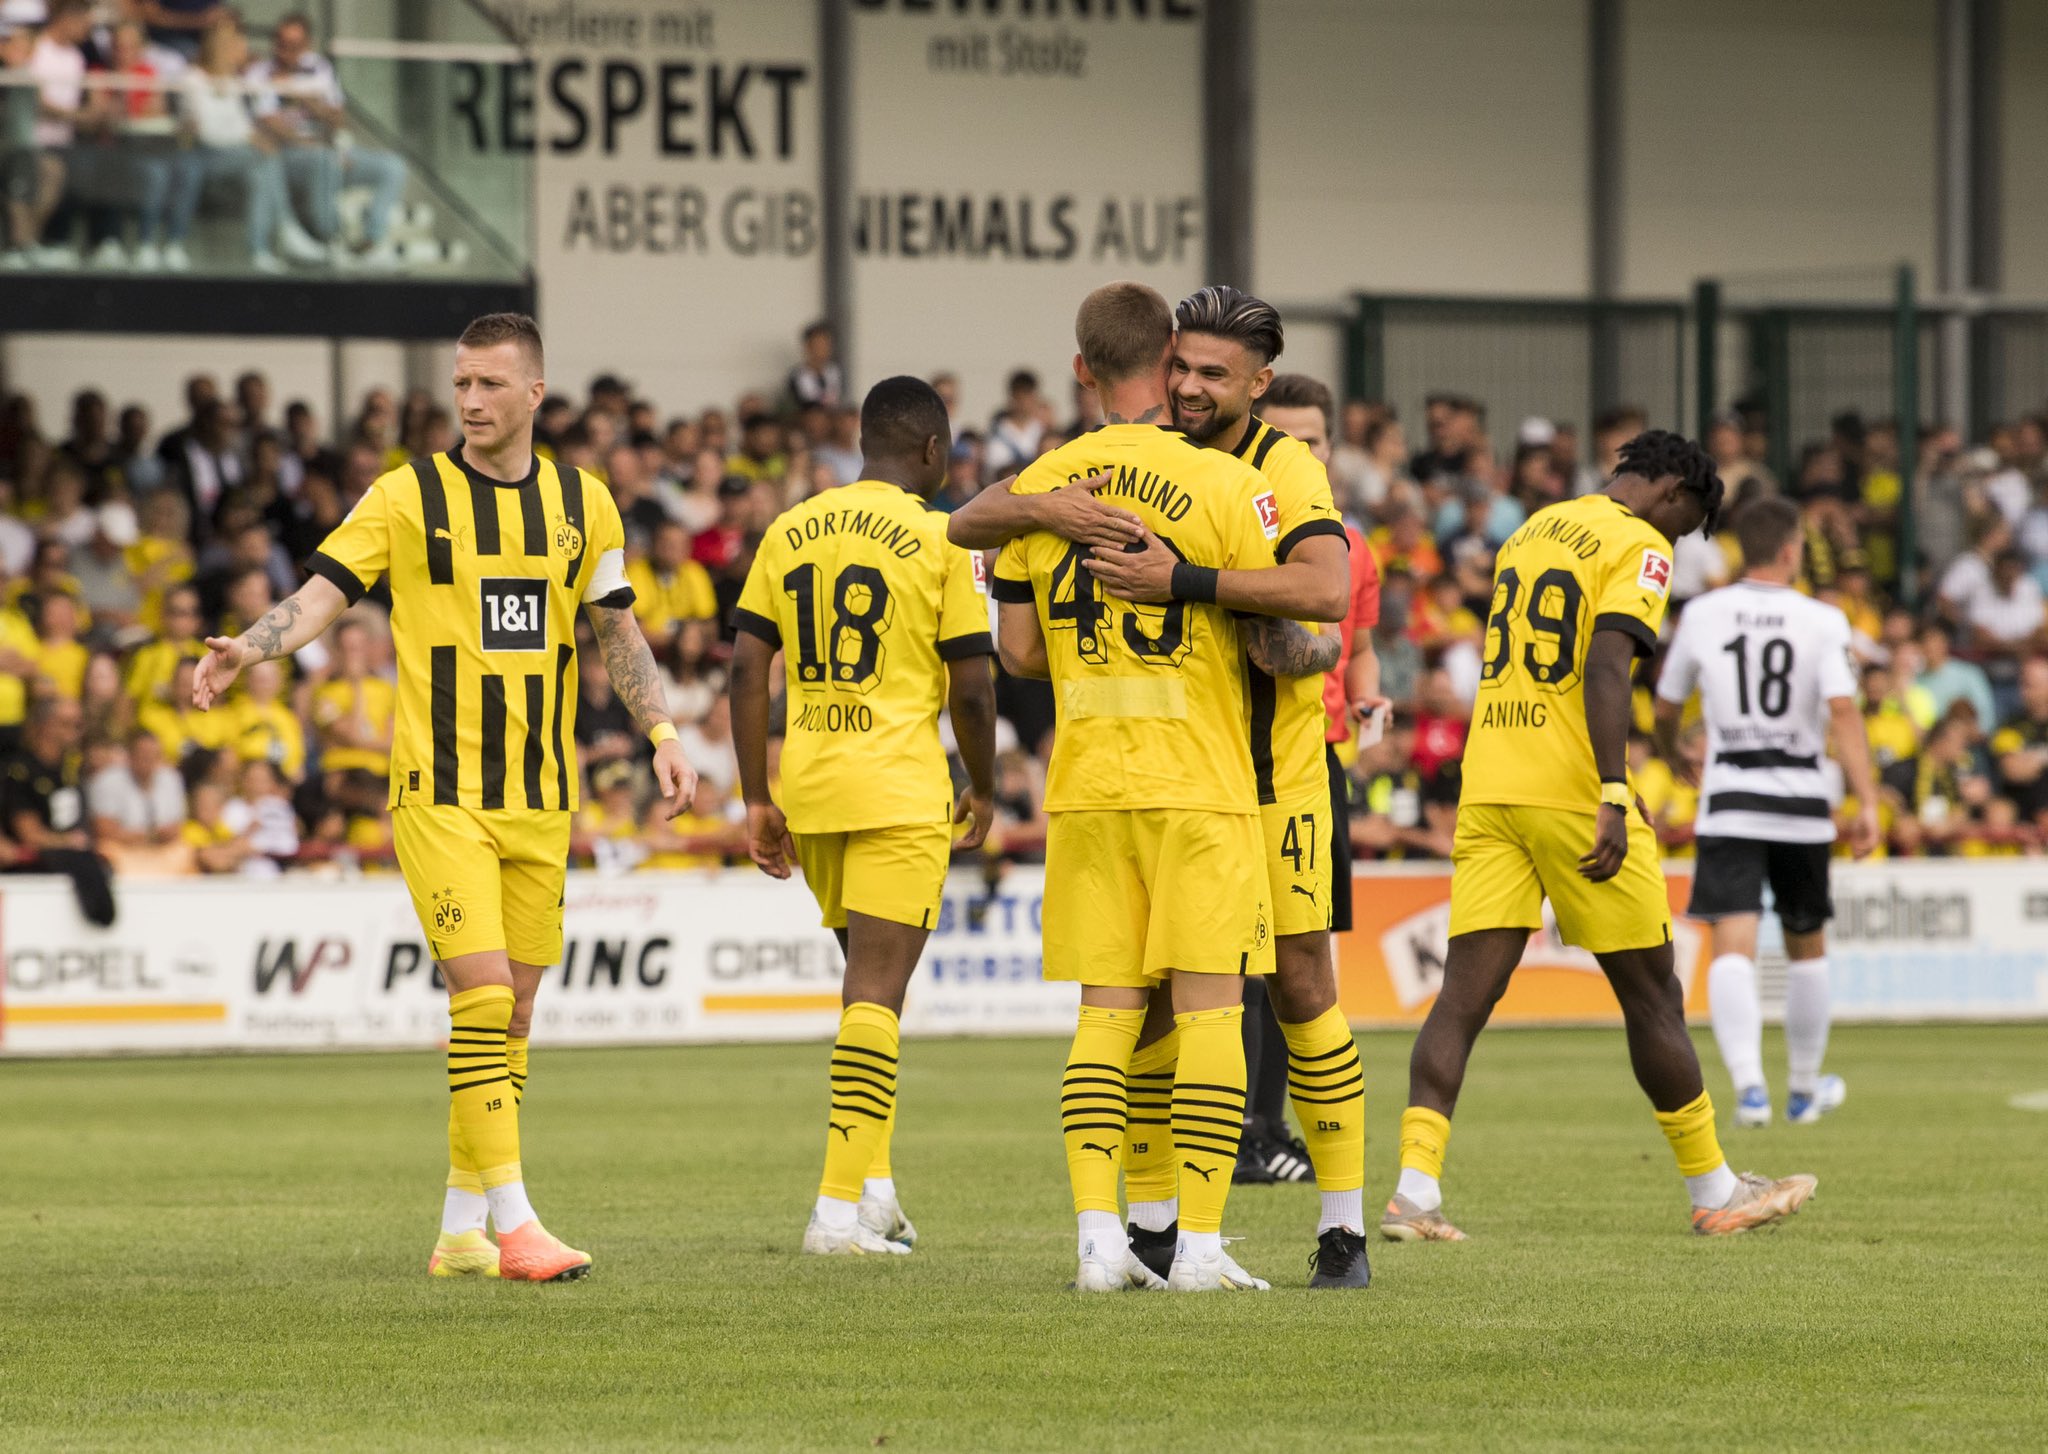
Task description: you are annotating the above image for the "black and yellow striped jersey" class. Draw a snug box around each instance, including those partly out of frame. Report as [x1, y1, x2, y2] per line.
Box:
[307, 445, 630, 813]
[735, 479, 994, 834]
[1225, 417, 1347, 805]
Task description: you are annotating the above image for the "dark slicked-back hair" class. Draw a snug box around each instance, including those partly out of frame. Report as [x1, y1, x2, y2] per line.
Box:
[1175, 284, 1285, 365]
[1263, 373, 1334, 432]
[1734, 496, 1802, 566]
[1075, 282, 1174, 384]
[458, 312, 544, 374]
[860, 375, 950, 460]
[1615, 428, 1725, 534]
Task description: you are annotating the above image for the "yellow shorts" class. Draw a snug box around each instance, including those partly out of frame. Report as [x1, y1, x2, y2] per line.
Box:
[1042, 809, 1273, 986]
[1262, 793, 1335, 938]
[1448, 802, 1671, 955]
[392, 805, 571, 966]
[794, 822, 952, 930]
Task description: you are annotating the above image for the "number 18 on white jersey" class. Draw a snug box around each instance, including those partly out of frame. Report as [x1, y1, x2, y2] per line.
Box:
[1656, 580, 1859, 844]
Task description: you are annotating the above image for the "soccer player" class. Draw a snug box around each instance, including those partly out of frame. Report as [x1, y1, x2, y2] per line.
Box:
[729, 376, 999, 1257]
[193, 313, 694, 1281]
[1084, 301, 1369, 1288]
[1384, 430, 1817, 1241]
[1652, 496, 1878, 1127]
[953, 282, 1333, 1292]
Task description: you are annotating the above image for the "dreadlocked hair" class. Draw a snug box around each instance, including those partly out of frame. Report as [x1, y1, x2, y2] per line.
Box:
[1613, 428, 1725, 535]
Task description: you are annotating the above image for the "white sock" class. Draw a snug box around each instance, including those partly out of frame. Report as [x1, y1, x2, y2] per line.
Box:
[1077, 1209, 1123, 1257]
[1708, 953, 1766, 1094]
[1178, 1229, 1223, 1260]
[1318, 1188, 1366, 1235]
[1395, 1167, 1442, 1211]
[1687, 1162, 1740, 1210]
[484, 1180, 537, 1233]
[862, 1176, 896, 1202]
[1128, 1198, 1178, 1233]
[813, 1194, 858, 1233]
[440, 1188, 488, 1236]
[1784, 956, 1831, 1096]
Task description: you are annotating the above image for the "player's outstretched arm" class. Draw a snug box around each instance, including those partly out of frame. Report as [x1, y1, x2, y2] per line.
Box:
[996, 601, 1049, 680]
[1578, 628, 1639, 882]
[1087, 530, 1349, 622]
[946, 658, 998, 851]
[1243, 615, 1341, 679]
[1828, 694, 1882, 857]
[586, 602, 695, 819]
[192, 574, 349, 709]
[729, 630, 795, 879]
[946, 471, 1140, 552]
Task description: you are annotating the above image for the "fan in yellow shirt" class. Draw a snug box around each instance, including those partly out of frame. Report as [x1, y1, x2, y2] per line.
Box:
[643, 776, 735, 869]
[30, 594, 89, 701]
[229, 660, 306, 782]
[125, 586, 209, 708]
[626, 520, 718, 643]
[310, 619, 396, 777]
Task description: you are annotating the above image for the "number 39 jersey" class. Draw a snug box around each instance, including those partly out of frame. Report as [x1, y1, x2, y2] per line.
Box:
[1655, 579, 1858, 844]
[735, 479, 994, 835]
[992, 423, 1279, 815]
[1460, 493, 1675, 814]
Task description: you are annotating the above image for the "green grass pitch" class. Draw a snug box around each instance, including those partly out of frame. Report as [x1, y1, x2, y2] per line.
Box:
[2, 1024, 2043, 1452]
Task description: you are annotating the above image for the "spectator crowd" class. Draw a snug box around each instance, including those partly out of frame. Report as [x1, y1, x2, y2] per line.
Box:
[5, 313, 2048, 890]
[2, 2, 411, 274]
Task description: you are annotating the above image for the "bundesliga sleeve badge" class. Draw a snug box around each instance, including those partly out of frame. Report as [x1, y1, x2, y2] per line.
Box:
[1254, 490, 1280, 541]
[1637, 549, 1672, 595]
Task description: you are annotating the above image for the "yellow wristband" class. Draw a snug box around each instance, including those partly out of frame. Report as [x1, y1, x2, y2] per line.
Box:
[1599, 780, 1631, 810]
[649, 722, 678, 748]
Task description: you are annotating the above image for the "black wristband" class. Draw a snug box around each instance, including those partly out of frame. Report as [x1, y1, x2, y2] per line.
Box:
[1170, 562, 1219, 604]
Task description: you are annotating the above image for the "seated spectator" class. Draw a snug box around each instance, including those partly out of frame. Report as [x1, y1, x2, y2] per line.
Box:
[0, 576, 39, 741]
[246, 12, 406, 266]
[220, 757, 297, 874]
[1938, 511, 2016, 628]
[181, 778, 252, 873]
[90, 18, 180, 268]
[785, 321, 844, 411]
[124, 582, 205, 707]
[138, 656, 234, 763]
[0, 477, 34, 576]
[1858, 661, 1925, 775]
[77, 648, 131, 767]
[167, 18, 324, 273]
[657, 617, 725, 728]
[678, 695, 738, 800]
[309, 617, 393, 775]
[724, 413, 788, 486]
[229, 658, 303, 782]
[89, 727, 187, 848]
[629, 520, 717, 645]
[984, 370, 1048, 478]
[1990, 656, 2048, 828]
[2, 694, 115, 922]
[574, 758, 649, 873]
[1350, 713, 1456, 859]
[643, 775, 736, 869]
[1410, 392, 1484, 487]
[23, 2, 94, 263]
[29, 590, 88, 699]
[71, 497, 144, 632]
[1370, 505, 1443, 581]
[1, 23, 64, 267]
[814, 405, 862, 488]
[1961, 548, 2046, 660]
[143, 0, 225, 61]
[1914, 621, 1995, 734]
[574, 648, 640, 773]
[36, 456, 99, 549]
[1637, 723, 1703, 856]
[1889, 707, 1994, 856]
[1408, 667, 1469, 784]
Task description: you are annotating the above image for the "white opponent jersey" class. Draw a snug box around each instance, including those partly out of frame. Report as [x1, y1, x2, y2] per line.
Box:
[1656, 579, 1858, 844]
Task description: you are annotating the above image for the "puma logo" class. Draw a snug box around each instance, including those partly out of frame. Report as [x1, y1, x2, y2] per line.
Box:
[1182, 1161, 1216, 1183]
[434, 528, 455, 542]
[1079, 1142, 1116, 1159]
[1290, 885, 1318, 902]
[829, 1121, 854, 1140]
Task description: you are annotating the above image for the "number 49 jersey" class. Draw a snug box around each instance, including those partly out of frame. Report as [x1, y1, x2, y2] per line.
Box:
[1460, 493, 1676, 814]
[992, 423, 1279, 815]
[1655, 579, 1858, 844]
[736, 479, 994, 835]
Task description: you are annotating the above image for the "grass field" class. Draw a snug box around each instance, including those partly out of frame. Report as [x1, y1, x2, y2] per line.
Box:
[2, 1024, 2044, 1452]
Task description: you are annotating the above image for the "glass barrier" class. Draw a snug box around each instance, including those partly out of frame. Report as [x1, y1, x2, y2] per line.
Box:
[0, 1, 526, 283]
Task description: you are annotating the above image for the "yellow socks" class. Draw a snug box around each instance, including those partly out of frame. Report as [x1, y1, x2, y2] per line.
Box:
[1122, 1028, 1180, 1220]
[1170, 1006, 1245, 1235]
[1061, 1005, 1143, 1217]
[447, 984, 521, 1191]
[1398, 1105, 1451, 1180]
[507, 1036, 529, 1107]
[820, 1002, 900, 1204]
[1279, 1007, 1365, 1231]
[1655, 1089, 1739, 1207]
[868, 1094, 896, 1184]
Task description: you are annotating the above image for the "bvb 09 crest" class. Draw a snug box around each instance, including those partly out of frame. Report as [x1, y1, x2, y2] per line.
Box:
[553, 516, 584, 558]
[431, 888, 465, 935]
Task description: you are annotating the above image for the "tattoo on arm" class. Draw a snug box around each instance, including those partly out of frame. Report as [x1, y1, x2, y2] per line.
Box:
[242, 597, 304, 664]
[589, 604, 671, 737]
[1244, 616, 1341, 678]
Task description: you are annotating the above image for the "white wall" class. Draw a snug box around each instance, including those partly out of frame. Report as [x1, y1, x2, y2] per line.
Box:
[1253, 0, 1591, 302]
[1618, 0, 1938, 297]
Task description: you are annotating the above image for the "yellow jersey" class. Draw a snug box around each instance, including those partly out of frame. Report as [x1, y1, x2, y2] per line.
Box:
[0, 608, 35, 727]
[627, 557, 719, 636]
[735, 478, 993, 834]
[992, 424, 1279, 815]
[231, 697, 306, 781]
[309, 445, 630, 812]
[32, 639, 87, 701]
[1224, 417, 1346, 805]
[1462, 494, 1675, 814]
[310, 675, 397, 776]
[126, 637, 206, 708]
